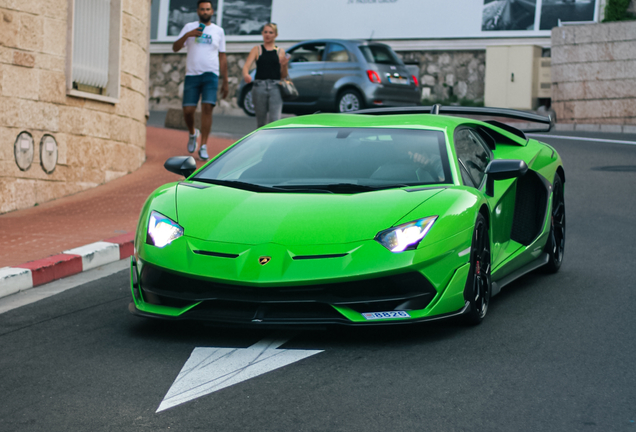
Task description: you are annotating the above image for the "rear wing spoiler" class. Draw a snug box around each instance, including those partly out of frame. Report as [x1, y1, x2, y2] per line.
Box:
[351, 105, 553, 136]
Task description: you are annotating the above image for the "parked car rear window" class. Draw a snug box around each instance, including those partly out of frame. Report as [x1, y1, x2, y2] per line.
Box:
[359, 45, 402, 65]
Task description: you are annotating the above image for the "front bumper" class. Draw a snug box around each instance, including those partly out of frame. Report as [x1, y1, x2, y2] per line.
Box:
[130, 227, 474, 326]
[129, 245, 472, 326]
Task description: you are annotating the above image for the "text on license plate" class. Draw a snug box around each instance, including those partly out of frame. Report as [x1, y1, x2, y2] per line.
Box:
[388, 77, 408, 85]
[362, 311, 410, 320]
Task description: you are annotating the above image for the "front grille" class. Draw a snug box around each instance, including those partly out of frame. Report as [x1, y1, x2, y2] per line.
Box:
[187, 301, 345, 322]
[140, 263, 436, 306]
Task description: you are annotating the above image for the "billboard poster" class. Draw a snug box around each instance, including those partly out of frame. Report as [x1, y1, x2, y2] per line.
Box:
[222, 0, 273, 36]
[167, 0, 218, 36]
[482, 0, 537, 31]
[539, 0, 597, 30]
[151, 0, 598, 42]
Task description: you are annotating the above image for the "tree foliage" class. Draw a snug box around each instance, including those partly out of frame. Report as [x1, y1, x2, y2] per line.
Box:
[603, 0, 636, 22]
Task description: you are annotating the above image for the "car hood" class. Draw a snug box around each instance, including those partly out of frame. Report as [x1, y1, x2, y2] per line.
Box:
[175, 183, 444, 245]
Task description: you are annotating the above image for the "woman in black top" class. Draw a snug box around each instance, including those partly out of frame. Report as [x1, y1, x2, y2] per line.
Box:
[242, 23, 288, 127]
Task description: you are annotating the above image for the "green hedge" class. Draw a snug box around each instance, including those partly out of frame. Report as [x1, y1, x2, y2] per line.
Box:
[603, 0, 635, 22]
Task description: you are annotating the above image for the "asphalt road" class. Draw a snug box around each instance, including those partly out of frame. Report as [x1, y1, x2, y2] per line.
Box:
[1, 134, 636, 431]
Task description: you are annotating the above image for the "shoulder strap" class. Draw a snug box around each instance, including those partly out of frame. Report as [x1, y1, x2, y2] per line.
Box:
[257, 45, 262, 60]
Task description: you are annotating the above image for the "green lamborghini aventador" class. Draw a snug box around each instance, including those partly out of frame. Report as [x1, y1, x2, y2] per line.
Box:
[129, 106, 565, 326]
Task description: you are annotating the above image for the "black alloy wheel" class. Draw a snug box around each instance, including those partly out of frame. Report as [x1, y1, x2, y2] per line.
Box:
[543, 173, 565, 273]
[464, 213, 491, 325]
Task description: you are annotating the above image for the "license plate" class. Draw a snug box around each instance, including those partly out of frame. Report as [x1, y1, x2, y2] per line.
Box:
[362, 311, 410, 320]
[388, 77, 408, 85]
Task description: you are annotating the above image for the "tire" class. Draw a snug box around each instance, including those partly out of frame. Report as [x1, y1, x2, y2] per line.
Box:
[463, 213, 491, 326]
[337, 89, 364, 113]
[241, 85, 256, 117]
[542, 173, 565, 273]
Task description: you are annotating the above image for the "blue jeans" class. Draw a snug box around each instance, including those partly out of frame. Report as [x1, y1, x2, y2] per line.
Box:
[183, 72, 218, 107]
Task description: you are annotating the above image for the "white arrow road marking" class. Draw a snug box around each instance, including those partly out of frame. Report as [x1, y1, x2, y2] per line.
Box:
[157, 332, 323, 412]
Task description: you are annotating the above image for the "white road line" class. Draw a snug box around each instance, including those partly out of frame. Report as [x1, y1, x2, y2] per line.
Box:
[529, 134, 636, 146]
[157, 332, 323, 413]
[0, 259, 129, 315]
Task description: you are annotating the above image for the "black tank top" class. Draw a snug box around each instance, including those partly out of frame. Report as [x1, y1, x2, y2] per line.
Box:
[255, 45, 281, 80]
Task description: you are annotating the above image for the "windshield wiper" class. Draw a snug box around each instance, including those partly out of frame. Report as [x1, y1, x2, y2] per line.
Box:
[192, 179, 285, 193]
[278, 183, 379, 193]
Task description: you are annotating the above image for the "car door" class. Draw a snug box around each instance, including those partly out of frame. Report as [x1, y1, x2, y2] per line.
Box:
[453, 127, 519, 269]
[320, 42, 358, 108]
[286, 42, 326, 105]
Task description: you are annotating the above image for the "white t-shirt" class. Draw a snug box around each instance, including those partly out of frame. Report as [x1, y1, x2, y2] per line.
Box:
[177, 22, 226, 76]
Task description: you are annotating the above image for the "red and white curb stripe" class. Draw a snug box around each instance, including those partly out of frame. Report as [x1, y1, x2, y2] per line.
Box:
[0, 233, 134, 300]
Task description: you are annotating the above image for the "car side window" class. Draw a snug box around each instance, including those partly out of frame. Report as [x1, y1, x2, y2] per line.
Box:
[459, 163, 475, 188]
[325, 43, 351, 62]
[454, 128, 491, 188]
[288, 43, 326, 63]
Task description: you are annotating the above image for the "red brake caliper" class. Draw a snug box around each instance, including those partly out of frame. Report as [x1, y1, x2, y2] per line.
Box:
[476, 260, 481, 275]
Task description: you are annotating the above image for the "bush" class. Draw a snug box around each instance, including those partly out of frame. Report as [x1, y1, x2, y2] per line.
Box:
[603, 0, 636, 22]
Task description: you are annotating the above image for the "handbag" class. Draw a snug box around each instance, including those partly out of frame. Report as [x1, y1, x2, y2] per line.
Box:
[278, 78, 299, 101]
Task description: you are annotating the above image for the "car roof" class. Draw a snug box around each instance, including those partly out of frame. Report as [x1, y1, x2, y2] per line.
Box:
[288, 39, 387, 48]
[263, 113, 476, 131]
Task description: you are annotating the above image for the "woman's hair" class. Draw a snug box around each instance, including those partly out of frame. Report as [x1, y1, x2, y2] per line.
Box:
[262, 23, 278, 36]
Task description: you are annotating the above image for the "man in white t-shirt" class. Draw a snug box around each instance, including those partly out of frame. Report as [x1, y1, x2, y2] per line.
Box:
[172, 0, 229, 160]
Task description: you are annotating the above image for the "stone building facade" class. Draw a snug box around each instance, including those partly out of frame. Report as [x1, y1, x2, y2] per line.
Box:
[0, 0, 151, 214]
[551, 20, 636, 131]
[148, 49, 486, 111]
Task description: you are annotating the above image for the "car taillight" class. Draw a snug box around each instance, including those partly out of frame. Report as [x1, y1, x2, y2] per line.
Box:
[412, 75, 419, 87]
[367, 70, 381, 84]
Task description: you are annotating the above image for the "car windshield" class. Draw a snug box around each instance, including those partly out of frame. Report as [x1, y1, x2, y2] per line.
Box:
[359, 45, 403, 65]
[194, 128, 452, 193]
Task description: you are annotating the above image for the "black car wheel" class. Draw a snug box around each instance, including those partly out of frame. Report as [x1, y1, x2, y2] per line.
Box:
[543, 173, 565, 273]
[464, 213, 491, 325]
[337, 89, 364, 113]
[241, 85, 256, 117]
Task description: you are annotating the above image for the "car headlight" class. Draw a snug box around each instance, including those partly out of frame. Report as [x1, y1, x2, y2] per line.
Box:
[146, 211, 184, 248]
[375, 216, 437, 253]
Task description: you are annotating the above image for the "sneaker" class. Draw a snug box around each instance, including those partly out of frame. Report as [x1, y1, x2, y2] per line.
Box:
[187, 129, 200, 153]
[198, 144, 209, 160]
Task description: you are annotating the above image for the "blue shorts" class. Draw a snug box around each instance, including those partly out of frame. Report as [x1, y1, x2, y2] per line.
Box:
[183, 72, 218, 107]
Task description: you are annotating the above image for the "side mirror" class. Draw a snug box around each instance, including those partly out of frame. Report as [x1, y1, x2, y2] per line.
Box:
[164, 156, 196, 177]
[485, 159, 528, 196]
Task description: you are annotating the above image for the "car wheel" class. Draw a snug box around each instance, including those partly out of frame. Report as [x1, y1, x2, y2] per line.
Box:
[241, 85, 256, 117]
[542, 173, 565, 273]
[337, 89, 364, 113]
[463, 213, 491, 325]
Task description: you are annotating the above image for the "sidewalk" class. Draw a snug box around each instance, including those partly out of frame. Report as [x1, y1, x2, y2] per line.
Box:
[0, 126, 235, 271]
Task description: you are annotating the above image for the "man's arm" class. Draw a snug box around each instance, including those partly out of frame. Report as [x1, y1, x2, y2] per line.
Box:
[219, 52, 229, 99]
[172, 28, 202, 52]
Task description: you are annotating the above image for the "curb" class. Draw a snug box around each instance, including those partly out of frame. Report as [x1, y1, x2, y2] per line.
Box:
[0, 233, 135, 300]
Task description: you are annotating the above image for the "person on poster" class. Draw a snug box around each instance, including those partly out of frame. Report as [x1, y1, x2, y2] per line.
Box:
[172, 0, 229, 160]
[241, 23, 289, 128]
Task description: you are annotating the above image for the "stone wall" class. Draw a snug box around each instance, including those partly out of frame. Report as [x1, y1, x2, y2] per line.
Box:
[0, 0, 150, 214]
[551, 21, 636, 129]
[399, 51, 486, 104]
[148, 49, 486, 110]
[149, 52, 247, 111]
